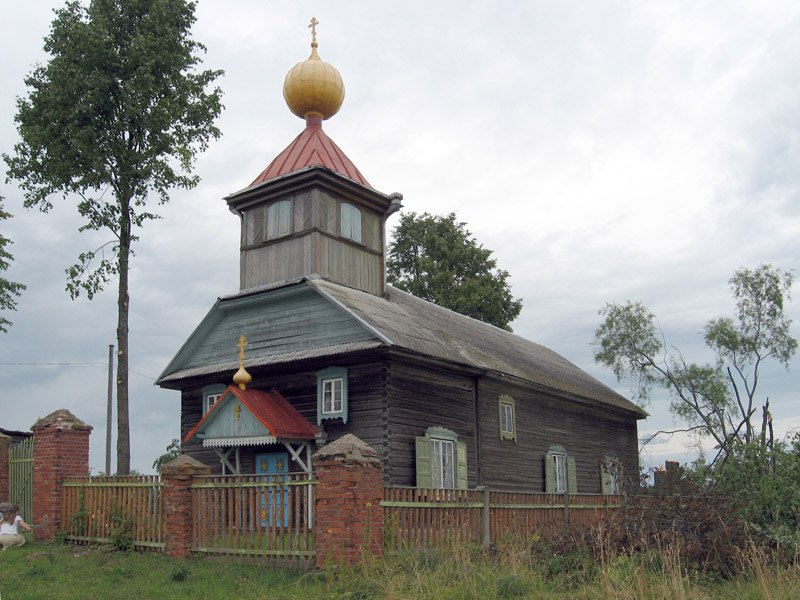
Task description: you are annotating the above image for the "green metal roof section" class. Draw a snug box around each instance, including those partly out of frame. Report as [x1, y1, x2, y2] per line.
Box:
[156, 280, 380, 385]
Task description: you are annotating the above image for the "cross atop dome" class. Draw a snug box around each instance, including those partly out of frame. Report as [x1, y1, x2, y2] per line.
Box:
[283, 17, 345, 122]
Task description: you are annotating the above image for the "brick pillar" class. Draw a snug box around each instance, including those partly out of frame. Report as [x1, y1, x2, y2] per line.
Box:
[0, 433, 10, 502]
[160, 455, 210, 559]
[313, 434, 383, 568]
[31, 409, 92, 541]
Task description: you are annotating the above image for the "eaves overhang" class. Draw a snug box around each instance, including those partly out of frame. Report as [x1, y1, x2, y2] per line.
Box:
[225, 166, 393, 216]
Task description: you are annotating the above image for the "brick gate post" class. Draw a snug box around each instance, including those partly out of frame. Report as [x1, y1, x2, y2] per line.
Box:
[0, 432, 10, 502]
[31, 409, 92, 541]
[160, 455, 210, 559]
[313, 434, 383, 568]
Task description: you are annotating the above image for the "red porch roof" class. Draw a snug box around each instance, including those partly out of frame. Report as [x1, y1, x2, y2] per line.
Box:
[250, 115, 371, 188]
[183, 385, 318, 444]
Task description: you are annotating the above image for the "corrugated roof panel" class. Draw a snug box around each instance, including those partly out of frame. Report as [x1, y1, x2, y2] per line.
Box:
[183, 384, 317, 444]
[249, 119, 370, 188]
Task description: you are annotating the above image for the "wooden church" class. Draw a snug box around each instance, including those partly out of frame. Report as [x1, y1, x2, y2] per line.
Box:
[156, 23, 646, 494]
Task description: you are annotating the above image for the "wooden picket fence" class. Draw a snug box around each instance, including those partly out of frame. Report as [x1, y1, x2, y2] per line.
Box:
[8, 437, 34, 544]
[58, 474, 619, 560]
[382, 487, 620, 549]
[61, 476, 164, 549]
[189, 473, 316, 563]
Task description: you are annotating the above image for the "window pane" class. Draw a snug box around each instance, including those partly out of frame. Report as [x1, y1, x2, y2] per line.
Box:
[554, 455, 567, 493]
[267, 200, 291, 239]
[322, 378, 344, 414]
[501, 403, 513, 433]
[333, 379, 342, 411]
[430, 439, 455, 489]
[278, 200, 291, 236]
[323, 380, 333, 413]
[431, 440, 443, 488]
[341, 203, 361, 243]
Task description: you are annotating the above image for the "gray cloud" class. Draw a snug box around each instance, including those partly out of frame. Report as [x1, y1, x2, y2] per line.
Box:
[1, 0, 798, 473]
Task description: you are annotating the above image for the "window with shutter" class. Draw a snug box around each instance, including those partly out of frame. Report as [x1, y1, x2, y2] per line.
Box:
[415, 427, 467, 490]
[545, 445, 575, 494]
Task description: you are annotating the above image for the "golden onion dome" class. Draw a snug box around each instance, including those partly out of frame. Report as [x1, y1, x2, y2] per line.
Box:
[283, 18, 345, 120]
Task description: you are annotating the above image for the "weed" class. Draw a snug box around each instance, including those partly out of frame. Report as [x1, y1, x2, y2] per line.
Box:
[169, 565, 190, 582]
[496, 573, 532, 598]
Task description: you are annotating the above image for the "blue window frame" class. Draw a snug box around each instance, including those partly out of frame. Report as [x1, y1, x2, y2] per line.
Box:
[316, 367, 348, 424]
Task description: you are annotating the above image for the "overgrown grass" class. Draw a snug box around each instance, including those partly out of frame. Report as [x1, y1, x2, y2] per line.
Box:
[1, 541, 799, 599]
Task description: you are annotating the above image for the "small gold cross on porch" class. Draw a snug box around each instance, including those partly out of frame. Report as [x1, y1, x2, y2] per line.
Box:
[233, 334, 252, 390]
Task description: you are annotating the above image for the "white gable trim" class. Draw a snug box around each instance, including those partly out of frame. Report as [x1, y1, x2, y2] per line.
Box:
[202, 435, 277, 447]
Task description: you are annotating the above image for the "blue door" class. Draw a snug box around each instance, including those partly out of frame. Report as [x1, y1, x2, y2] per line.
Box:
[256, 452, 289, 528]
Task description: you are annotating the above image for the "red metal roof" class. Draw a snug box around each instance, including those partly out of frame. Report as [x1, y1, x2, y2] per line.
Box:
[250, 115, 371, 188]
[183, 384, 318, 444]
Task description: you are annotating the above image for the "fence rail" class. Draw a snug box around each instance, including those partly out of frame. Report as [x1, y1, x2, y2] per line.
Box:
[190, 473, 315, 563]
[383, 487, 621, 549]
[61, 476, 164, 549]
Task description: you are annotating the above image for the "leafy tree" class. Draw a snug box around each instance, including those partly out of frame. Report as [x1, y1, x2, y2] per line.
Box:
[387, 212, 523, 331]
[0, 195, 26, 333]
[593, 264, 796, 461]
[152, 438, 181, 471]
[4, 0, 223, 474]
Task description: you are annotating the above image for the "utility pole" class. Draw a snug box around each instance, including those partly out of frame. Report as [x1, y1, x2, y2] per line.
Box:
[106, 344, 114, 475]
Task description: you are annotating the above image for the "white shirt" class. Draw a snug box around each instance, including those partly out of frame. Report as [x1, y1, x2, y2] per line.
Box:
[0, 515, 23, 535]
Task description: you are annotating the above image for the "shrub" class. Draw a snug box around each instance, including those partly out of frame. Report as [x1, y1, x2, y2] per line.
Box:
[594, 492, 751, 576]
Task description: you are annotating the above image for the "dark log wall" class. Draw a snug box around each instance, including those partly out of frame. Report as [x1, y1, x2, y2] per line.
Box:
[477, 377, 639, 493]
[179, 357, 388, 476]
[386, 359, 477, 487]
[179, 353, 639, 491]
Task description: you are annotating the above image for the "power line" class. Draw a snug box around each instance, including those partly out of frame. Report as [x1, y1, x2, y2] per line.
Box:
[0, 361, 155, 381]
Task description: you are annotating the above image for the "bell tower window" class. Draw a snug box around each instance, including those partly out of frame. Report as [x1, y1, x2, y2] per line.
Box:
[340, 202, 362, 243]
[266, 199, 292, 239]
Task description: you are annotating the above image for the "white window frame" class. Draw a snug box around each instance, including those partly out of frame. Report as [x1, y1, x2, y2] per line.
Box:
[551, 451, 567, 494]
[205, 392, 223, 414]
[340, 203, 362, 243]
[267, 199, 292, 240]
[321, 378, 344, 415]
[500, 403, 513, 434]
[604, 457, 622, 495]
[431, 438, 455, 490]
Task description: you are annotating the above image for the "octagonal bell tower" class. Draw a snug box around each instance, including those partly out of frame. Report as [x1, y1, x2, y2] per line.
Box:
[225, 18, 402, 296]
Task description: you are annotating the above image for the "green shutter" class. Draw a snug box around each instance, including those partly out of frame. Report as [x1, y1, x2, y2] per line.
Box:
[567, 456, 577, 494]
[456, 440, 467, 489]
[544, 453, 555, 493]
[416, 436, 433, 488]
[601, 464, 612, 495]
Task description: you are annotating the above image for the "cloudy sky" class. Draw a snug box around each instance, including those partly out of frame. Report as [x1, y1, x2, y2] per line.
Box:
[1, 1, 798, 475]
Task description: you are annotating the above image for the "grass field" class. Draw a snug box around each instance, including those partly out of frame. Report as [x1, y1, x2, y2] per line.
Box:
[1, 542, 799, 599]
